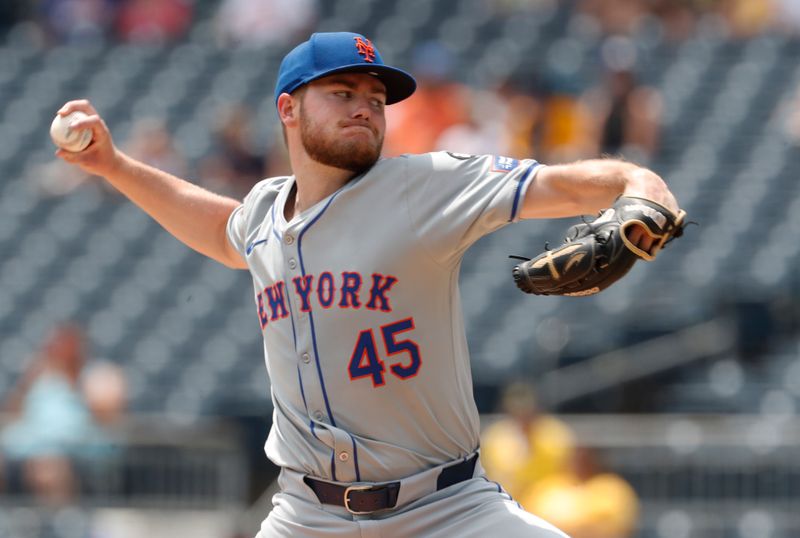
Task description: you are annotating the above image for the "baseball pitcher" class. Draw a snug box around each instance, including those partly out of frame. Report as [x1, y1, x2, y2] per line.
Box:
[55, 32, 683, 537]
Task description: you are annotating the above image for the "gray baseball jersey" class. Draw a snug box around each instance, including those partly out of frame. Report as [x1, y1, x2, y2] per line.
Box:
[227, 151, 542, 484]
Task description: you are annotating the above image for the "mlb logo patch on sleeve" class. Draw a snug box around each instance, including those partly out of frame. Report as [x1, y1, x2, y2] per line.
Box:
[492, 155, 519, 172]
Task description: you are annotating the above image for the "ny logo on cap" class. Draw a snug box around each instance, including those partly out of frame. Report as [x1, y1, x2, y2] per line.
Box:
[353, 37, 376, 63]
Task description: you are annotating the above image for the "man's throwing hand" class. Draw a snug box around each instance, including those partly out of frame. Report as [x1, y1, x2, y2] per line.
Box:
[53, 100, 121, 178]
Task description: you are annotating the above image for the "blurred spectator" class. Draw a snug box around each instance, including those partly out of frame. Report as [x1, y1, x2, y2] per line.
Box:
[383, 41, 470, 156]
[715, 0, 774, 38]
[215, 0, 317, 48]
[37, 0, 118, 44]
[0, 1, 31, 33]
[31, 159, 94, 197]
[522, 446, 640, 538]
[81, 362, 127, 435]
[576, 0, 647, 36]
[115, 0, 192, 44]
[0, 324, 126, 503]
[495, 77, 543, 159]
[583, 37, 663, 163]
[199, 104, 268, 197]
[780, 84, 800, 144]
[648, 0, 700, 42]
[771, 0, 800, 35]
[124, 117, 188, 178]
[1, 324, 90, 503]
[481, 381, 576, 501]
[595, 68, 662, 161]
[435, 89, 506, 156]
[537, 90, 596, 162]
[77, 361, 127, 494]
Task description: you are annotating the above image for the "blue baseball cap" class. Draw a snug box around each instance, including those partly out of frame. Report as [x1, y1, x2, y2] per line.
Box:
[274, 32, 417, 106]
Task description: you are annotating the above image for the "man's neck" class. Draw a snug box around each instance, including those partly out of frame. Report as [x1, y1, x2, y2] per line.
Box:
[284, 153, 358, 221]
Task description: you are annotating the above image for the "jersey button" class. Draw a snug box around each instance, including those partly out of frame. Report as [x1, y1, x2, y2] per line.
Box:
[288, 258, 297, 269]
[338, 451, 350, 462]
[284, 235, 294, 245]
[313, 411, 324, 421]
[301, 353, 310, 363]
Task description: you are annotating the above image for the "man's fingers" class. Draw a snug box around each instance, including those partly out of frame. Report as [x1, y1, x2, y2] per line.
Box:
[625, 224, 655, 254]
[70, 114, 105, 140]
[55, 101, 112, 146]
[57, 99, 98, 117]
[639, 235, 655, 254]
[626, 225, 642, 244]
[53, 101, 121, 178]
[55, 148, 89, 163]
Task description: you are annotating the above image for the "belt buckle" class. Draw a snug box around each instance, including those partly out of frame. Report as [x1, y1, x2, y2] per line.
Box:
[343, 484, 379, 515]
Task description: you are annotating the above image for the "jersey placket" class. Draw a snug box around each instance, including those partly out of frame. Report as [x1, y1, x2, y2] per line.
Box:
[286, 206, 361, 483]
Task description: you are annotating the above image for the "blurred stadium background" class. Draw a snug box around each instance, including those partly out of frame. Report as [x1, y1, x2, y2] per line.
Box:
[0, 0, 799, 537]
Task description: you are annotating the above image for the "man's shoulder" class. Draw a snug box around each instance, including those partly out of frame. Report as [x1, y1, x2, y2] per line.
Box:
[406, 152, 508, 182]
[242, 175, 291, 204]
[381, 151, 487, 173]
[250, 175, 292, 195]
[232, 175, 291, 228]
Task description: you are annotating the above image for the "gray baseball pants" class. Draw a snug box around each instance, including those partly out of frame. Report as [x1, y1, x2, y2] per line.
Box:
[256, 457, 569, 538]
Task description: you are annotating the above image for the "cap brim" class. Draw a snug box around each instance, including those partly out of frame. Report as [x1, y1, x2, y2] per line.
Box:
[302, 64, 417, 105]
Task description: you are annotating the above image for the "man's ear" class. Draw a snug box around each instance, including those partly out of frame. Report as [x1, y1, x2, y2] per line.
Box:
[277, 93, 298, 126]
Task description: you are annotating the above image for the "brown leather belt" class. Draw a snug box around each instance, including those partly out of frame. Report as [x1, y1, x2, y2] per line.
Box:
[303, 454, 479, 515]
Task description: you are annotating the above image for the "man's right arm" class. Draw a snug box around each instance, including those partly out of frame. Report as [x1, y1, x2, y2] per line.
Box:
[55, 100, 247, 270]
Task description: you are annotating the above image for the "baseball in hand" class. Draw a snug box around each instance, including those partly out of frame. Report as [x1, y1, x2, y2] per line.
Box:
[50, 111, 93, 152]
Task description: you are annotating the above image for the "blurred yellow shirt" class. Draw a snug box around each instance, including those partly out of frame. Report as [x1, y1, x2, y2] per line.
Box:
[521, 472, 640, 538]
[480, 415, 575, 499]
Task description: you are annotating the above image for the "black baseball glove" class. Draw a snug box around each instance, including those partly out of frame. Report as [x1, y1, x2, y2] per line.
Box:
[512, 196, 686, 297]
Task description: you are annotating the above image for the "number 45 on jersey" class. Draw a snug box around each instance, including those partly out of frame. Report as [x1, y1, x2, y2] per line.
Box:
[348, 317, 421, 387]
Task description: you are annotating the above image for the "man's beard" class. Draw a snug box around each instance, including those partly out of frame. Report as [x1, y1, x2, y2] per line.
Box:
[299, 111, 383, 174]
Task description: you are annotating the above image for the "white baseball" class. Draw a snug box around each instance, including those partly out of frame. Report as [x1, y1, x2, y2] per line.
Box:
[50, 111, 93, 152]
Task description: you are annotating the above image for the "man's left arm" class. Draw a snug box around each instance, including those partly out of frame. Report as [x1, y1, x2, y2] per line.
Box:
[520, 159, 680, 251]
[521, 159, 679, 217]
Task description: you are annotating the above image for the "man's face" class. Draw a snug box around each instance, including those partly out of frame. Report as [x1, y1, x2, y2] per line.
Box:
[295, 73, 387, 173]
